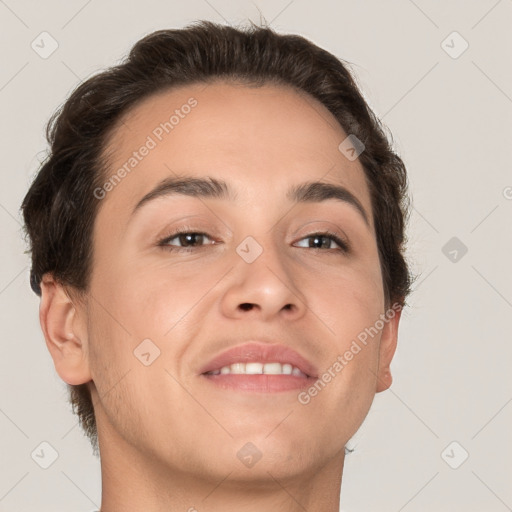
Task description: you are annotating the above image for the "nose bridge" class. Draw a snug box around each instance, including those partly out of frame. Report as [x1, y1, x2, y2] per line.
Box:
[231, 198, 284, 268]
[221, 230, 306, 319]
[236, 231, 289, 282]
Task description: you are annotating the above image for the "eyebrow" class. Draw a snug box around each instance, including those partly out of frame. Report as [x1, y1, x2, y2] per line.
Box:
[131, 175, 370, 226]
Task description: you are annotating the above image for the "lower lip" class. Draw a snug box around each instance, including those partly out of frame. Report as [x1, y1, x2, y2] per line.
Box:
[201, 373, 315, 392]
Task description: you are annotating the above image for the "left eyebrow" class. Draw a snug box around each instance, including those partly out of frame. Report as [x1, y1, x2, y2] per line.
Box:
[287, 180, 370, 226]
[130, 175, 370, 227]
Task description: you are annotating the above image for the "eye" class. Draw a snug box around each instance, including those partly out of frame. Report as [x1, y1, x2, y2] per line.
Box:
[294, 231, 349, 253]
[157, 229, 349, 253]
[157, 230, 216, 251]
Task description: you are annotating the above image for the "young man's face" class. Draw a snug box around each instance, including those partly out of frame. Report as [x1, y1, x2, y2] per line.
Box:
[53, 82, 400, 482]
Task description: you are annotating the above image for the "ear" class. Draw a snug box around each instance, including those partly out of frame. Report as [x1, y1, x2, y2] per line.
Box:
[375, 304, 402, 393]
[39, 273, 92, 385]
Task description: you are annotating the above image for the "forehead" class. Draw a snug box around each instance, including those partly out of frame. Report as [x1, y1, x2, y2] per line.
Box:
[98, 81, 373, 228]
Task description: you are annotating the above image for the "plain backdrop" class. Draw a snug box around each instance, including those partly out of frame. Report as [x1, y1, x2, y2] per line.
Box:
[1, 1, 511, 511]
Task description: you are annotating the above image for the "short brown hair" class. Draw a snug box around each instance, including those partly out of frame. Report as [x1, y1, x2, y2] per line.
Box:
[21, 20, 412, 451]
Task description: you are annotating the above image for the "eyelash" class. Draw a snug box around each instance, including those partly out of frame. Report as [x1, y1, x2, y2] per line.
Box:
[156, 228, 350, 254]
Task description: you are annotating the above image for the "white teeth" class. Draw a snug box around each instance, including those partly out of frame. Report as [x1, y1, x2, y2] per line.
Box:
[245, 362, 264, 374]
[209, 362, 307, 376]
[230, 363, 245, 374]
[263, 362, 282, 374]
[282, 363, 293, 375]
[291, 367, 304, 377]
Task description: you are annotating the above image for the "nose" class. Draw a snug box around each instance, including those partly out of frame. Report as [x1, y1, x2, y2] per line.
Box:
[220, 237, 308, 322]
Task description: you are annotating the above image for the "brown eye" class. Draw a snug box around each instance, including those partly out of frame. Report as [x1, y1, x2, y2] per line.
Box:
[294, 232, 349, 253]
[158, 231, 215, 250]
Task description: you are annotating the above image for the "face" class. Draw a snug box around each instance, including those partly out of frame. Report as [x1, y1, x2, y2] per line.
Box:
[61, 82, 400, 483]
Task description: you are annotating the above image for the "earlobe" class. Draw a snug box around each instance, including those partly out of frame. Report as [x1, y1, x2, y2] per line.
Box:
[375, 306, 402, 393]
[39, 273, 92, 386]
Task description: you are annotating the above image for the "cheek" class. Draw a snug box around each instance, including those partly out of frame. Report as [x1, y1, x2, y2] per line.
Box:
[86, 301, 175, 448]
[91, 255, 213, 340]
[122, 261, 232, 338]
[300, 253, 384, 407]
[305, 253, 385, 344]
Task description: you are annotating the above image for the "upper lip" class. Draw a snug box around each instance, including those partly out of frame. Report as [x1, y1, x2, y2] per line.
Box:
[198, 342, 318, 378]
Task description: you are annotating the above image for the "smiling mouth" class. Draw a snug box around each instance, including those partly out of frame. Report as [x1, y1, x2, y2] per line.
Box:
[201, 360, 316, 393]
[204, 361, 308, 377]
[198, 341, 318, 392]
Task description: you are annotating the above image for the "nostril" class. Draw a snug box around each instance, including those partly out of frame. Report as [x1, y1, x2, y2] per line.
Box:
[239, 303, 254, 311]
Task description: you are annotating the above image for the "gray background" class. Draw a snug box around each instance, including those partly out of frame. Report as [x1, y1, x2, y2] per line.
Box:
[1, 1, 511, 511]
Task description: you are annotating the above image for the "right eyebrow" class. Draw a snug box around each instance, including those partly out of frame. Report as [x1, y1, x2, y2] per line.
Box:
[131, 175, 234, 217]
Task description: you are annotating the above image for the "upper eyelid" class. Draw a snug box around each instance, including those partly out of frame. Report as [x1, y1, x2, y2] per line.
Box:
[158, 221, 349, 238]
[158, 229, 214, 244]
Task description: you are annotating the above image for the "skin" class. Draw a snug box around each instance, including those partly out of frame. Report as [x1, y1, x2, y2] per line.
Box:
[39, 81, 401, 512]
